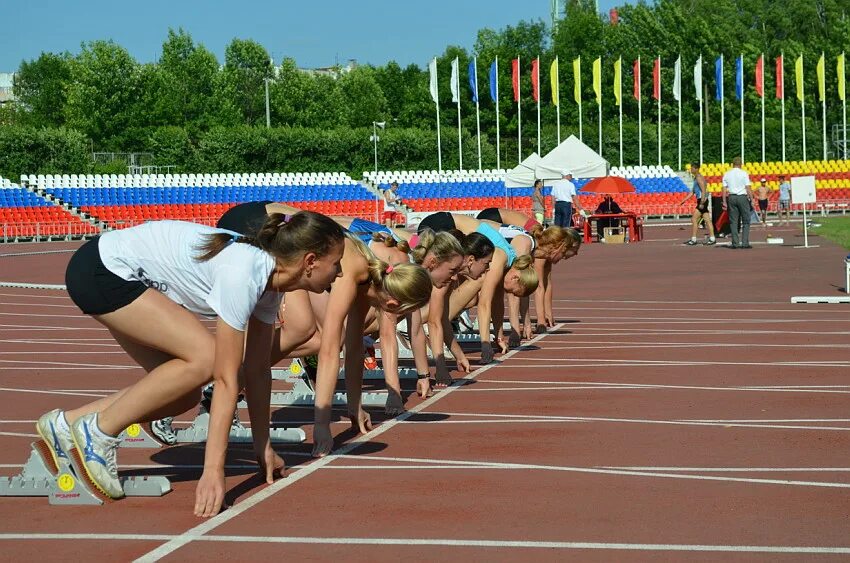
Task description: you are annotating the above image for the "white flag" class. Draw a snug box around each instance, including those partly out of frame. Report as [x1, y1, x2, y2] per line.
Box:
[694, 56, 703, 101]
[429, 58, 439, 104]
[450, 57, 460, 103]
[673, 56, 681, 101]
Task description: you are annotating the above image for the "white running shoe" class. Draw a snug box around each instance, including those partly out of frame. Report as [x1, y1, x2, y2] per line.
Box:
[150, 417, 177, 445]
[35, 409, 73, 471]
[70, 413, 124, 499]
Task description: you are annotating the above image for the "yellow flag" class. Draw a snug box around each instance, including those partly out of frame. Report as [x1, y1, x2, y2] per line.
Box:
[839, 53, 846, 101]
[817, 53, 825, 102]
[550, 57, 560, 106]
[795, 54, 804, 101]
[573, 57, 581, 106]
[592, 57, 601, 105]
[613, 58, 622, 106]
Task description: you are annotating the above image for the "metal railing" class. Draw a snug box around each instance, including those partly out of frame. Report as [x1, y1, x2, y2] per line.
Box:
[1, 221, 101, 243]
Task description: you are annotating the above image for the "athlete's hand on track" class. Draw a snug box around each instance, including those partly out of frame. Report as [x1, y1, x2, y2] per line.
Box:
[312, 423, 334, 458]
[456, 355, 471, 373]
[480, 341, 495, 363]
[522, 324, 533, 340]
[416, 376, 433, 399]
[257, 443, 285, 484]
[497, 336, 509, 355]
[349, 407, 373, 435]
[194, 468, 226, 518]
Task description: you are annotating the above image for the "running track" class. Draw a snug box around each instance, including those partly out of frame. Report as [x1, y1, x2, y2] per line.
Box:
[1, 224, 850, 561]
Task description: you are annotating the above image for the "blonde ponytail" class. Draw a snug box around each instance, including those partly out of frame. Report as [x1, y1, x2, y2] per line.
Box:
[510, 254, 539, 296]
[411, 228, 463, 265]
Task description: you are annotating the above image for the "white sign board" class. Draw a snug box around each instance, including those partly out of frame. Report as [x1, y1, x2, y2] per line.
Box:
[790, 175, 816, 204]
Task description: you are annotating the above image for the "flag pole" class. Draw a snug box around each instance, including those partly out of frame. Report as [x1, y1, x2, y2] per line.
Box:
[619, 57, 623, 168]
[677, 55, 682, 170]
[577, 57, 583, 142]
[517, 55, 522, 164]
[822, 52, 827, 161]
[536, 57, 541, 156]
[740, 54, 745, 163]
[720, 54, 725, 164]
[637, 56, 643, 166]
[781, 52, 786, 163]
[699, 55, 704, 165]
[433, 58, 443, 173]
[474, 58, 482, 170]
[657, 56, 662, 166]
[456, 61, 463, 171]
[761, 54, 766, 163]
[556, 57, 561, 146]
[802, 54, 807, 162]
[838, 51, 847, 160]
[598, 60, 603, 157]
[496, 56, 502, 170]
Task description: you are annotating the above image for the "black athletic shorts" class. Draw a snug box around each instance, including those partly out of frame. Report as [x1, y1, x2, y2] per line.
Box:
[216, 200, 273, 236]
[475, 207, 502, 223]
[696, 200, 709, 214]
[65, 236, 147, 316]
[417, 211, 456, 234]
[758, 199, 768, 211]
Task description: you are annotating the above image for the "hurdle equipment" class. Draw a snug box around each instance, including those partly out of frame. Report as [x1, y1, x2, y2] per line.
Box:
[791, 296, 850, 304]
[0, 441, 170, 505]
[172, 413, 306, 444]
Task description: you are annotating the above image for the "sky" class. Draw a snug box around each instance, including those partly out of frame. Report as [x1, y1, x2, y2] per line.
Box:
[2, 0, 627, 71]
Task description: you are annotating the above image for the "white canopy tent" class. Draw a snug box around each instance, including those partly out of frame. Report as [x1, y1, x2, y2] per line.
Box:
[504, 152, 542, 188]
[534, 135, 609, 180]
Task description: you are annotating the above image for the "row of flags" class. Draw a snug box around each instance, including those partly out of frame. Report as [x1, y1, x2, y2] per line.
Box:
[429, 53, 849, 106]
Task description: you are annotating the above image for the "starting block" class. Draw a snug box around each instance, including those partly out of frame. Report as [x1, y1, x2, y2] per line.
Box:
[118, 423, 163, 448]
[0, 441, 170, 505]
[173, 413, 305, 444]
[262, 372, 387, 407]
[455, 333, 481, 343]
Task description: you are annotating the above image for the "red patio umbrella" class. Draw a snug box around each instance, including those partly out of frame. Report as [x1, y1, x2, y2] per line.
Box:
[580, 176, 636, 193]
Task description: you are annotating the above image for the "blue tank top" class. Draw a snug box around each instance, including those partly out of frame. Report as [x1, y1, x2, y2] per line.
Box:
[477, 223, 517, 268]
[348, 217, 394, 244]
[692, 176, 703, 199]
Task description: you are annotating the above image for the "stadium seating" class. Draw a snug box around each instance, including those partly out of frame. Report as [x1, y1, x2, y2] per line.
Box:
[23, 172, 380, 228]
[0, 177, 99, 241]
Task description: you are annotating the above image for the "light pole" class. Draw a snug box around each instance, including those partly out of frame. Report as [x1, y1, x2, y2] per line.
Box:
[371, 121, 386, 175]
[264, 78, 271, 128]
[371, 121, 386, 222]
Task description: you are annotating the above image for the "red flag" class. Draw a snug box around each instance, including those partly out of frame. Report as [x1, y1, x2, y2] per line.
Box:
[652, 57, 660, 100]
[633, 59, 641, 101]
[512, 58, 520, 102]
[755, 55, 764, 97]
[609, 8, 619, 25]
[531, 58, 540, 102]
[775, 55, 784, 99]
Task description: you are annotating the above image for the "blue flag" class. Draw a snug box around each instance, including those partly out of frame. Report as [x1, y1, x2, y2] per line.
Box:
[468, 60, 478, 103]
[489, 60, 498, 103]
[735, 55, 743, 100]
[715, 56, 723, 100]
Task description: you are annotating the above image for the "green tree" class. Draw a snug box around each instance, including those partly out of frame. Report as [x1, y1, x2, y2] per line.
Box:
[339, 66, 388, 127]
[64, 40, 141, 144]
[13, 52, 72, 127]
[223, 38, 272, 125]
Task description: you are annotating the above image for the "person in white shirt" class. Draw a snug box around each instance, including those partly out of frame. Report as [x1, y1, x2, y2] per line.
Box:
[383, 181, 402, 226]
[778, 175, 792, 225]
[36, 212, 346, 517]
[721, 156, 755, 249]
[549, 169, 584, 228]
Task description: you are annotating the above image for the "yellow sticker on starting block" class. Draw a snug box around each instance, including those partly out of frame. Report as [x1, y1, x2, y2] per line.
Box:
[57, 473, 75, 492]
[289, 361, 302, 375]
[126, 424, 141, 438]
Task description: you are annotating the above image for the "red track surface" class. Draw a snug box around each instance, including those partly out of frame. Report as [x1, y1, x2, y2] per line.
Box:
[1, 223, 850, 561]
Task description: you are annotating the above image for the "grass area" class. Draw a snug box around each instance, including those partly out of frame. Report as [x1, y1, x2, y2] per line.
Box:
[811, 216, 850, 250]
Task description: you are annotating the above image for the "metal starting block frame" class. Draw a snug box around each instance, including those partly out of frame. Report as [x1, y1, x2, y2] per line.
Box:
[173, 413, 305, 444]
[262, 371, 387, 407]
[0, 441, 170, 505]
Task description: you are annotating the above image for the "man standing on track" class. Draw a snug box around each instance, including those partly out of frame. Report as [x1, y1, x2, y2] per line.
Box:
[778, 175, 792, 225]
[721, 156, 754, 249]
[550, 169, 583, 228]
[756, 177, 770, 225]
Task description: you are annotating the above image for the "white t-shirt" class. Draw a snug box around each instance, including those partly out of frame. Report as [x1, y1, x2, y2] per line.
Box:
[722, 168, 751, 196]
[383, 189, 399, 212]
[498, 225, 536, 253]
[550, 179, 577, 203]
[98, 221, 283, 331]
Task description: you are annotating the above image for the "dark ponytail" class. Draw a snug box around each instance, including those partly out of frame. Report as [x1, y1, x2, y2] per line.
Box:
[448, 229, 495, 260]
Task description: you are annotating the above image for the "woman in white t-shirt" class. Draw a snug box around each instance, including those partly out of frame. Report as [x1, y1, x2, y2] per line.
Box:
[35, 212, 345, 517]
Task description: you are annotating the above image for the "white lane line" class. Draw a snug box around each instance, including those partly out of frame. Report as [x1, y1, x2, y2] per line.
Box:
[545, 328, 850, 336]
[0, 312, 94, 319]
[0, 293, 71, 300]
[505, 358, 850, 368]
[470, 380, 850, 394]
[555, 299, 787, 304]
[0, 324, 106, 331]
[540, 342, 850, 350]
[551, 306, 850, 314]
[0, 359, 138, 368]
[327, 454, 850, 489]
[1, 534, 849, 554]
[133, 323, 562, 562]
[603, 467, 850, 473]
[0, 431, 39, 438]
[0, 302, 77, 308]
[0, 367, 139, 371]
[0, 387, 109, 398]
[0, 351, 127, 355]
[0, 339, 119, 347]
